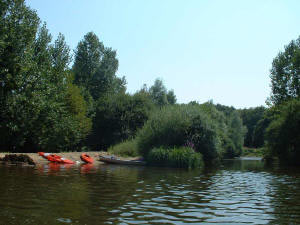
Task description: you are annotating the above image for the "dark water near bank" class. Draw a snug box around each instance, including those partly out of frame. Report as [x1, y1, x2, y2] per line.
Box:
[0, 158, 300, 225]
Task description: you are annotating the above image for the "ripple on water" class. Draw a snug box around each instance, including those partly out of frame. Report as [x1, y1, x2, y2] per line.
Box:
[1, 160, 300, 224]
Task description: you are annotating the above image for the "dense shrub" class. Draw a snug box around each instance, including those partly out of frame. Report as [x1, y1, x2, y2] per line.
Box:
[136, 103, 244, 164]
[186, 114, 220, 162]
[147, 147, 203, 169]
[136, 105, 198, 157]
[108, 139, 139, 157]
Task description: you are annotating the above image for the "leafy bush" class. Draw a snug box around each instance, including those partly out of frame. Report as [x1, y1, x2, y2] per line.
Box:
[136, 103, 241, 164]
[147, 147, 203, 169]
[186, 114, 220, 162]
[136, 105, 198, 157]
[108, 139, 139, 157]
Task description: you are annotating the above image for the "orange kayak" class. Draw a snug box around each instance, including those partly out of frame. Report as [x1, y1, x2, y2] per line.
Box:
[80, 153, 94, 164]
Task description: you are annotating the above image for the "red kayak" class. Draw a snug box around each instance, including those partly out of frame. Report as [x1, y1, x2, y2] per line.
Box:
[60, 157, 74, 164]
[38, 152, 74, 164]
[38, 152, 51, 159]
[46, 154, 62, 163]
[80, 153, 94, 164]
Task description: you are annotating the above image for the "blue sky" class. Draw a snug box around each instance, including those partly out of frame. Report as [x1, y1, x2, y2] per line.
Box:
[26, 0, 300, 108]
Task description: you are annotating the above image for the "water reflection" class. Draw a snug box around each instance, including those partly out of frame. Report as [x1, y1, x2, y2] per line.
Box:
[0, 159, 299, 224]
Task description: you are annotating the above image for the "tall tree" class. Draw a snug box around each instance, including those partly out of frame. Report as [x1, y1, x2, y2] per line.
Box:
[73, 32, 104, 88]
[73, 32, 125, 101]
[268, 36, 300, 105]
[148, 78, 176, 106]
[167, 89, 176, 105]
[239, 106, 266, 147]
[0, 0, 90, 152]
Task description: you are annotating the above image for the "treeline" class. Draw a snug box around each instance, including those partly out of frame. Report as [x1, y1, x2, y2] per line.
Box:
[0, 0, 177, 153]
[0, 0, 247, 169]
[109, 102, 247, 168]
[236, 36, 300, 165]
[1, 1, 298, 167]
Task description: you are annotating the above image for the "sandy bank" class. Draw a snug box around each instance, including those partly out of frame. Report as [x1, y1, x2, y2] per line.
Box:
[0, 151, 138, 165]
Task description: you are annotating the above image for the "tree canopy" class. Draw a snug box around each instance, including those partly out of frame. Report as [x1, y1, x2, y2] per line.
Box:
[268, 36, 300, 105]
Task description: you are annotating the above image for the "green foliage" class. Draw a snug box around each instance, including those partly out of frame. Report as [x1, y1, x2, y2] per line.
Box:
[203, 102, 246, 158]
[65, 80, 92, 141]
[139, 78, 177, 107]
[187, 114, 219, 162]
[241, 147, 264, 157]
[265, 98, 300, 165]
[252, 115, 271, 148]
[239, 106, 266, 147]
[228, 111, 247, 155]
[73, 32, 126, 101]
[108, 139, 139, 157]
[73, 32, 104, 88]
[147, 147, 203, 169]
[90, 92, 154, 150]
[136, 105, 193, 157]
[149, 79, 168, 106]
[166, 89, 177, 104]
[268, 36, 300, 105]
[0, 0, 90, 152]
[136, 103, 245, 164]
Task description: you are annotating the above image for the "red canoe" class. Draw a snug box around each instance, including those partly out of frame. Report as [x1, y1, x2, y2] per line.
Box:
[80, 153, 94, 164]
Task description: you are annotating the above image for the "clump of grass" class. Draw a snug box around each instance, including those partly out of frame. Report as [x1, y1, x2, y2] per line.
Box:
[108, 139, 139, 157]
[147, 146, 203, 169]
[242, 147, 264, 157]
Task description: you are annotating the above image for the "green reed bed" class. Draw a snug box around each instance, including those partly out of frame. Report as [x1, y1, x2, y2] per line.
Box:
[147, 147, 203, 169]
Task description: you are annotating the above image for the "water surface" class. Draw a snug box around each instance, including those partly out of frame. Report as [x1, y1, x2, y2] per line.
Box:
[0, 158, 300, 224]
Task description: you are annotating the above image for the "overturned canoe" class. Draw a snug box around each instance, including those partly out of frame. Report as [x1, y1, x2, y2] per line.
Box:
[99, 156, 146, 166]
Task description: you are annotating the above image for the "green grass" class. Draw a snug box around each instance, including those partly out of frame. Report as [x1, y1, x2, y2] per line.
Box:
[147, 146, 203, 169]
[241, 147, 264, 157]
[108, 139, 139, 157]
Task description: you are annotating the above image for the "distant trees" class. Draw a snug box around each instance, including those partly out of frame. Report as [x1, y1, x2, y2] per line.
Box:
[239, 106, 266, 148]
[138, 78, 177, 107]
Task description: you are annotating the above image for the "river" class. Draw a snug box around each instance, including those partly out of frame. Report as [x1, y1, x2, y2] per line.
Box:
[0, 158, 300, 224]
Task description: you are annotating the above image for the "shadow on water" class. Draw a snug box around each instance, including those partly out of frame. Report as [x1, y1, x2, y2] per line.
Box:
[0, 159, 300, 224]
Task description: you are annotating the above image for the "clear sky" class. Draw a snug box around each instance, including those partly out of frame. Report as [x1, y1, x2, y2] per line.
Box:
[26, 0, 300, 108]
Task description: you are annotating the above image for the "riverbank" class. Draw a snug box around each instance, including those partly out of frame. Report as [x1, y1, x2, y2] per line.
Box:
[0, 152, 141, 165]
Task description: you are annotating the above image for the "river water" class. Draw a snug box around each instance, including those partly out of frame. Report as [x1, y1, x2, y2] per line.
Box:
[0, 158, 300, 225]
